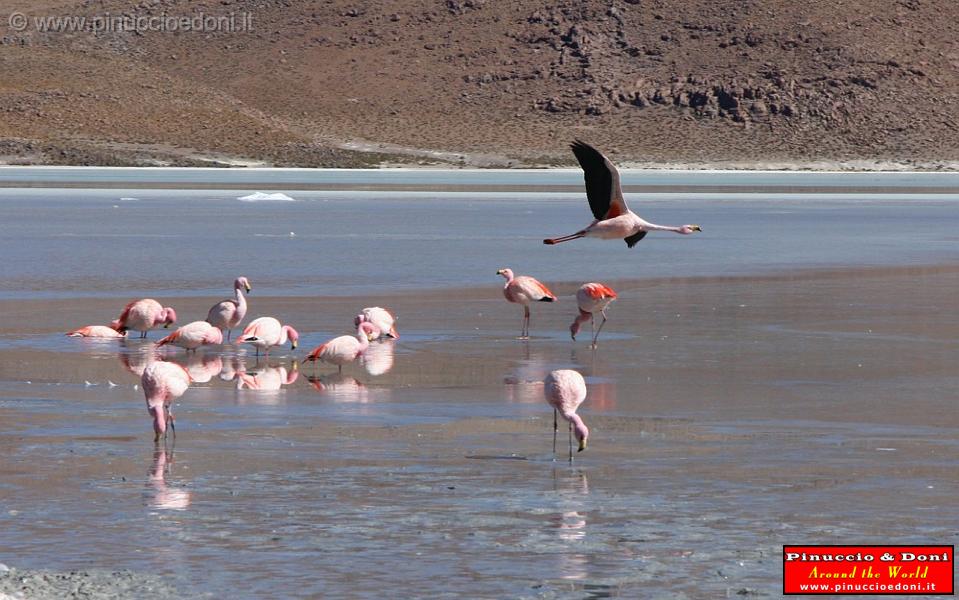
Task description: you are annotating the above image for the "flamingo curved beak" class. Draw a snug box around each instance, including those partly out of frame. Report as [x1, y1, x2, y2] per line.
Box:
[691, 225, 702, 232]
[245, 283, 252, 293]
[291, 340, 298, 350]
[578, 439, 587, 452]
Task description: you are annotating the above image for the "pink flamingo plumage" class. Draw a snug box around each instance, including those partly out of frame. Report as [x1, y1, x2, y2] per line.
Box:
[570, 283, 618, 347]
[111, 299, 177, 338]
[354, 306, 399, 339]
[303, 322, 378, 373]
[142, 361, 192, 442]
[206, 276, 251, 341]
[156, 321, 224, 352]
[236, 317, 299, 357]
[66, 325, 126, 338]
[544, 369, 589, 462]
[544, 141, 701, 247]
[496, 268, 557, 339]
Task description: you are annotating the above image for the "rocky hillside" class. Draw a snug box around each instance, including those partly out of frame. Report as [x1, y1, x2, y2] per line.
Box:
[1, 0, 957, 167]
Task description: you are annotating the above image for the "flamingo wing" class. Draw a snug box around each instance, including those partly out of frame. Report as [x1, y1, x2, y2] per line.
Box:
[114, 300, 138, 328]
[571, 140, 629, 220]
[513, 276, 556, 302]
[624, 231, 647, 248]
[582, 283, 617, 300]
[155, 329, 180, 346]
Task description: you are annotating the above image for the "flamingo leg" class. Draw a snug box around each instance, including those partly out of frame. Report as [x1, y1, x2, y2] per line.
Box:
[523, 306, 530, 339]
[568, 421, 574, 463]
[553, 409, 558, 454]
[592, 312, 609, 347]
[543, 232, 586, 245]
[226, 330, 232, 342]
[590, 314, 595, 344]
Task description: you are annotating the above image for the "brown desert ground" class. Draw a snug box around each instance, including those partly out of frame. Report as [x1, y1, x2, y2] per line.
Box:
[1, 0, 958, 167]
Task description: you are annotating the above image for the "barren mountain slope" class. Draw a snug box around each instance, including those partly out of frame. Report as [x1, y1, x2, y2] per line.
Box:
[2, 0, 956, 166]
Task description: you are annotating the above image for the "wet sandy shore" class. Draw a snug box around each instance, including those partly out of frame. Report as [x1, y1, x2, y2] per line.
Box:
[1, 264, 958, 598]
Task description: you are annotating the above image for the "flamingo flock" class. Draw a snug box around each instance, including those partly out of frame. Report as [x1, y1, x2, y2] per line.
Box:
[62, 141, 701, 461]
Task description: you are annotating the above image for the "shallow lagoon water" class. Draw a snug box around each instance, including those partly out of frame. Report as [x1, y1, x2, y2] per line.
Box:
[1, 170, 958, 598]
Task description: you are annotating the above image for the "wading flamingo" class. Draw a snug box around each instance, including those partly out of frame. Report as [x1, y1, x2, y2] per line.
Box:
[206, 276, 251, 341]
[497, 268, 557, 339]
[111, 299, 177, 338]
[570, 283, 618, 347]
[544, 369, 589, 462]
[156, 321, 224, 353]
[236, 317, 299, 357]
[142, 361, 191, 442]
[355, 307, 399, 339]
[66, 325, 126, 338]
[544, 141, 701, 247]
[303, 322, 379, 373]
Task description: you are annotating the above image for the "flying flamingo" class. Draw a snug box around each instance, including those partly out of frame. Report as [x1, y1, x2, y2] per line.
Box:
[156, 321, 224, 353]
[355, 306, 399, 339]
[111, 299, 177, 338]
[142, 361, 192, 442]
[66, 325, 126, 338]
[206, 276, 252, 341]
[570, 283, 618, 347]
[544, 369, 589, 462]
[236, 317, 299, 357]
[496, 268, 557, 339]
[544, 140, 701, 247]
[303, 322, 379, 373]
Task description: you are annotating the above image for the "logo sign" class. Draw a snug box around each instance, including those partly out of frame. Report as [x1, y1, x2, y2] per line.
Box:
[783, 545, 954, 595]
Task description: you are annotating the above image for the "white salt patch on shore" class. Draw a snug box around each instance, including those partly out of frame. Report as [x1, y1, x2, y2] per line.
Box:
[238, 192, 295, 202]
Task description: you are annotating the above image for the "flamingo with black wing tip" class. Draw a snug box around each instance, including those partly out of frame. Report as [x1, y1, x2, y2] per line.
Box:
[236, 317, 299, 357]
[496, 268, 557, 339]
[544, 140, 701, 247]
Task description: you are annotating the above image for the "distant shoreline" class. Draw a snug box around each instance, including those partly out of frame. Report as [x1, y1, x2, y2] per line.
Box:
[2, 165, 959, 193]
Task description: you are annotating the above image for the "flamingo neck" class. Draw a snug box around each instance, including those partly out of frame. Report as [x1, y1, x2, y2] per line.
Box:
[235, 287, 247, 312]
[570, 310, 591, 336]
[354, 325, 371, 353]
[566, 412, 589, 442]
[644, 221, 683, 233]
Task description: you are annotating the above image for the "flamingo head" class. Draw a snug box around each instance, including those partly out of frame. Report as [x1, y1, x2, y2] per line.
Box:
[680, 225, 702, 235]
[569, 310, 590, 340]
[285, 326, 299, 350]
[110, 319, 126, 333]
[354, 313, 367, 327]
[496, 268, 514, 280]
[161, 307, 178, 328]
[358, 322, 379, 342]
[574, 420, 589, 452]
[236, 277, 252, 293]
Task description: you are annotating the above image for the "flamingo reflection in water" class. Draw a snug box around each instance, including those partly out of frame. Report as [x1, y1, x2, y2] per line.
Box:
[549, 469, 590, 581]
[236, 362, 300, 391]
[147, 442, 192, 511]
[360, 338, 395, 376]
[307, 373, 369, 403]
